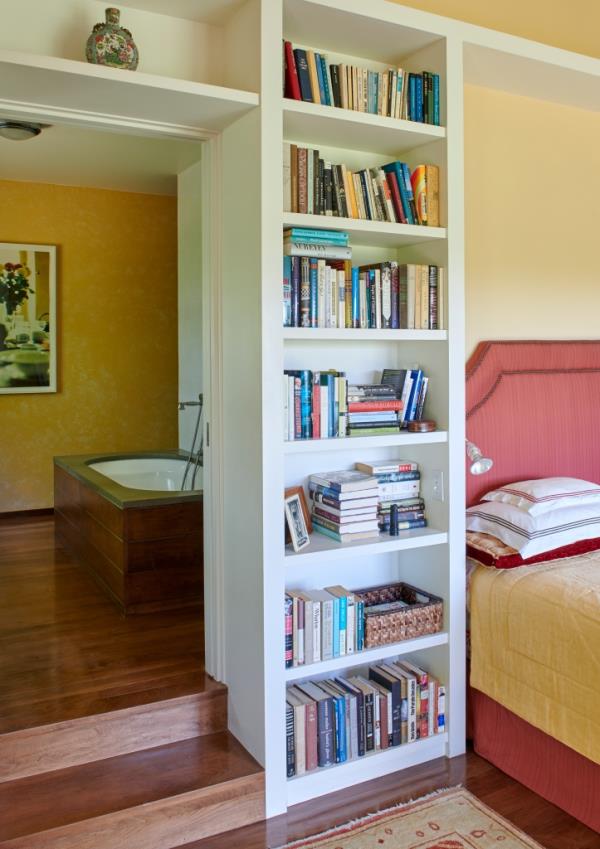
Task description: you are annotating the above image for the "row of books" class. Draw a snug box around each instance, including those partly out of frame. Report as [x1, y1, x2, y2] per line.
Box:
[283, 375, 430, 441]
[285, 584, 366, 667]
[286, 658, 446, 776]
[283, 241, 445, 330]
[283, 41, 441, 125]
[283, 145, 440, 225]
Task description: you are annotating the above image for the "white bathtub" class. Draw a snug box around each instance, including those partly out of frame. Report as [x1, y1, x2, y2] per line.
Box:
[88, 457, 202, 492]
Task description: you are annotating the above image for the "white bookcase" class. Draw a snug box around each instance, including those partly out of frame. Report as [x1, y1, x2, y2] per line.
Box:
[220, 0, 465, 818]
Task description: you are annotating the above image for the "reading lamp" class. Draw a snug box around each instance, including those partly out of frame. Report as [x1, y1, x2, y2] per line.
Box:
[466, 439, 493, 475]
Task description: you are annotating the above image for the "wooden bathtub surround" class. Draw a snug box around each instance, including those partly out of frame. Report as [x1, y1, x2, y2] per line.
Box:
[54, 463, 203, 613]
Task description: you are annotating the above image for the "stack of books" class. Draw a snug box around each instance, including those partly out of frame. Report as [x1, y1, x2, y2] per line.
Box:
[285, 585, 366, 668]
[356, 461, 427, 532]
[309, 471, 380, 542]
[283, 144, 439, 225]
[286, 658, 446, 776]
[283, 228, 351, 329]
[283, 41, 441, 126]
[347, 384, 401, 437]
[283, 254, 445, 331]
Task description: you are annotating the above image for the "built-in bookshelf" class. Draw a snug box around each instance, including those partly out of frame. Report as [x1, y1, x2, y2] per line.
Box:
[219, 0, 468, 821]
[272, 0, 463, 816]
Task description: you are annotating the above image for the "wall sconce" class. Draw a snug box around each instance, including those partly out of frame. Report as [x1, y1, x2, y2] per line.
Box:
[466, 440, 493, 475]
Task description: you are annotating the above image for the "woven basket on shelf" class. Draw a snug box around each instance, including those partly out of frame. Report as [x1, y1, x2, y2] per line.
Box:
[355, 581, 443, 648]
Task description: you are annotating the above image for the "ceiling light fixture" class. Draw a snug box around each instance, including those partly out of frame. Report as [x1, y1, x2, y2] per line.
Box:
[0, 121, 47, 141]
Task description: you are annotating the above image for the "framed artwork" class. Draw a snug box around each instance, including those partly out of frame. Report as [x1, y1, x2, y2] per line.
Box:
[0, 243, 57, 394]
[284, 491, 311, 552]
[284, 485, 312, 542]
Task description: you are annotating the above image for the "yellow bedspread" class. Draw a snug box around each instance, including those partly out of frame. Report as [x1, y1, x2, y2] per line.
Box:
[470, 551, 600, 764]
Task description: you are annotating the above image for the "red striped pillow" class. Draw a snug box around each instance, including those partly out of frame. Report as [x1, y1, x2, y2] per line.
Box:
[466, 530, 600, 569]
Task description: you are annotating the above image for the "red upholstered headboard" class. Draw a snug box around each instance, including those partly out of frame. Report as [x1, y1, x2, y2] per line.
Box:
[466, 341, 600, 506]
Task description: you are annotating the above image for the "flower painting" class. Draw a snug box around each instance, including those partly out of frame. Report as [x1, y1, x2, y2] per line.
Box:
[0, 243, 56, 393]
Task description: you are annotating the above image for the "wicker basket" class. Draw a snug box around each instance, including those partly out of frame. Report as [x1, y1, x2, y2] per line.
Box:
[355, 581, 443, 648]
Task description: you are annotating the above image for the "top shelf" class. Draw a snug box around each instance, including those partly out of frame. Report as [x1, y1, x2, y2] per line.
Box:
[0, 49, 258, 135]
[283, 99, 445, 156]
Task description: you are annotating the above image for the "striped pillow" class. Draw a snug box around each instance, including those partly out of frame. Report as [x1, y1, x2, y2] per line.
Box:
[466, 499, 600, 558]
[481, 477, 600, 516]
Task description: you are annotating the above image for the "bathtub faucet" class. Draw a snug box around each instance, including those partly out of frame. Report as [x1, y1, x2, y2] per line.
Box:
[178, 394, 203, 411]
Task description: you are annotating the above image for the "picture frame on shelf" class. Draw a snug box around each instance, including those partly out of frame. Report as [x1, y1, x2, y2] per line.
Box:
[285, 490, 311, 552]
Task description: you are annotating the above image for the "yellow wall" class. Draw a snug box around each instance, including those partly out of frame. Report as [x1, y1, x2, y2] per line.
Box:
[395, 0, 600, 58]
[464, 86, 600, 355]
[392, 0, 600, 355]
[0, 180, 178, 512]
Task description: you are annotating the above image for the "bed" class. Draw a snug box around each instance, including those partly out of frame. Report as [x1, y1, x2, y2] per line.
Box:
[465, 340, 600, 834]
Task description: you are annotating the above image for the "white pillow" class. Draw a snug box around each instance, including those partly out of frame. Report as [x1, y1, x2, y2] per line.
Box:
[481, 477, 600, 516]
[466, 499, 600, 558]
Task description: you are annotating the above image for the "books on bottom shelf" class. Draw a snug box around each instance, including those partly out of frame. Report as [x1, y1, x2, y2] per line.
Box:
[286, 657, 445, 778]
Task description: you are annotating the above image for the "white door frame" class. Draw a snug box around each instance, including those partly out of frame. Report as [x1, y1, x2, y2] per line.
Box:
[0, 98, 226, 682]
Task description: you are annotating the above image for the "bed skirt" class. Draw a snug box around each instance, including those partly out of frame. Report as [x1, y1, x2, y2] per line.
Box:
[470, 687, 600, 833]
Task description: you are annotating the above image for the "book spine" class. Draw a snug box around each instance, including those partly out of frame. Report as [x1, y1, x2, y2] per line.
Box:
[429, 265, 438, 329]
[283, 41, 302, 100]
[283, 255, 292, 327]
[317, 698, 334, 767]
[433, 74, 440, 125]
[297, 148, 308, 214]
[311, 374, 320, 440]
[315, 52, 326, 103]
[309, 258, 318, 328]
[306, 51, 321, 104]
[306, 702, 318, 769]
[293, 49, 313, 102]
[311, 600, 321, 663]
[331, 594, 340, 658]
[437, 684, 446, 733]
[286, 702, 295, 777]
[284, 596, 293, 668]
[364, 692, 375, 751]
[321, 600, 333, 660]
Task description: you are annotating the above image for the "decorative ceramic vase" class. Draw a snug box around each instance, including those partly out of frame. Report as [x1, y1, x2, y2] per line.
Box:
[86, 8, 139, 71]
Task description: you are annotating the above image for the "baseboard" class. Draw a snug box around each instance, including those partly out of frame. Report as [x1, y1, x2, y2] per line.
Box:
[0, 507, 54, 521]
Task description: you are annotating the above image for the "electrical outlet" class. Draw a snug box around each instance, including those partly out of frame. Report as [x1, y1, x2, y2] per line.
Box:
[432, 470, 445, 502]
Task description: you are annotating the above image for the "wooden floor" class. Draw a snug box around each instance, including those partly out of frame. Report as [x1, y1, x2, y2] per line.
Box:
[181, 749, 600, 849]
[0, 514, 206, 733]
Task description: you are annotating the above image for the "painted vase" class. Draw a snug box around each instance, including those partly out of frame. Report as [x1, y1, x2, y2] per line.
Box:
[86, 8, 139, 71]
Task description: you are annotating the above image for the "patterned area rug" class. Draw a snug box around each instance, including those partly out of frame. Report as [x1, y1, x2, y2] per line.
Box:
[277, 788, 545, 849]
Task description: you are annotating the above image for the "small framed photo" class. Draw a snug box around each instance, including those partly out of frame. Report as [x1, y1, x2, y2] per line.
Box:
[285, 492, 311, 552]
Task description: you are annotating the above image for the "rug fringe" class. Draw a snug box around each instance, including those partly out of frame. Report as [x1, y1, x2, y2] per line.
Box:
[273, 785, 462, 849]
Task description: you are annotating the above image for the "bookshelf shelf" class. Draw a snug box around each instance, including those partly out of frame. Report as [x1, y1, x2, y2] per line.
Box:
[284, 431, 448, 454]
[283, 99, 445, 156]
[284, 526, 448, 565]
[283, 213, 446, 248]
[0, 49, 259, 135]
[285, 631, 449, 682]
[286, 732, 449, 807]
[283, 328, 447, 341]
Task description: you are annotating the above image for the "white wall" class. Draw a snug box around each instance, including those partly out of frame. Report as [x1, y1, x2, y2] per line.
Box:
[178, 159, 204, 456]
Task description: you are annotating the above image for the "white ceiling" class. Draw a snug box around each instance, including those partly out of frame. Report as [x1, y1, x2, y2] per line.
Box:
[0, 122, 202, 195]
[117, 0, 245, 25]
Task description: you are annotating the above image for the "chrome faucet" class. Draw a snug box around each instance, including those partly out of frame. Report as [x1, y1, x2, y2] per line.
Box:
[178, 394, 204, 491]
[178, 394, 203, 411]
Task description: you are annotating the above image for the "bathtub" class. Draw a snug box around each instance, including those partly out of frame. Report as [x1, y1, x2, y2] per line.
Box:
[54, 452, 203, 614]
[89, 457, 201, 492]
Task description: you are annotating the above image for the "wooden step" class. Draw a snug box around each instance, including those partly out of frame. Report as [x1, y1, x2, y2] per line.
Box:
[0, 682, 228, 783]
[0, 732, 264, 849]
